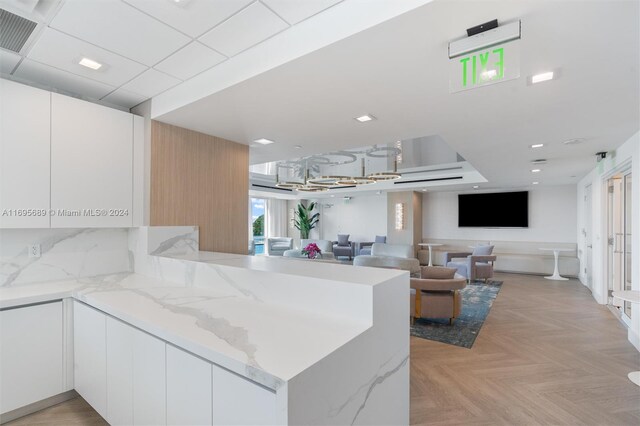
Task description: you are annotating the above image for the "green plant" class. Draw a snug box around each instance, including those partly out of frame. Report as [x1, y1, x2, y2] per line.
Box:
[252, 214, 264, 236]
[294, 202, 319, 239]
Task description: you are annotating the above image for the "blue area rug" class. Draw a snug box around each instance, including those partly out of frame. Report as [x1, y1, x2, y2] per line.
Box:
[410, 280, 503, 348]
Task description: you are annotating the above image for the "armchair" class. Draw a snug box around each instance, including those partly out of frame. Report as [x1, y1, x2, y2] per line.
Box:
[333, 234, 355, 259]
[358, 235, 386, 256]
[266, 237, 293, 256]
[445, 245, 496, 282]
[410, 266, 467, 324]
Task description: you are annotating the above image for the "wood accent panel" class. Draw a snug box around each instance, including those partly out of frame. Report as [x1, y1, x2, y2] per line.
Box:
[150, 121, 248, 254]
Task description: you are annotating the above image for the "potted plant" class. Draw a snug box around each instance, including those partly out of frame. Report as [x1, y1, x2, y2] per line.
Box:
[294, 202, 319, 240]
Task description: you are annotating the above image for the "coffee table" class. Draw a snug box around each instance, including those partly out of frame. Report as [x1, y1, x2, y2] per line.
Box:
[539, 248, 572, 280]
[612, 290, 640, 386]
[418, 243, 443, 267]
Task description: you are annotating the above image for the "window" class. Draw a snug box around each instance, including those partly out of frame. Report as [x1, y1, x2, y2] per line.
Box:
[250, 198, 266, 255]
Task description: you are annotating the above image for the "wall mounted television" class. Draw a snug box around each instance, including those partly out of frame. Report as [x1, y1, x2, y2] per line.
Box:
[458, 191, 529, 228]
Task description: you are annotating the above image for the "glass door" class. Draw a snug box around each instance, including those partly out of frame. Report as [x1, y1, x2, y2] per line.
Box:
[623, 173, 632, 319]
[606, 171, 632, 320]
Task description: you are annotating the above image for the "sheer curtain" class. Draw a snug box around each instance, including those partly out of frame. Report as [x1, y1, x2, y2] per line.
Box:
[265, 198, 288, 238]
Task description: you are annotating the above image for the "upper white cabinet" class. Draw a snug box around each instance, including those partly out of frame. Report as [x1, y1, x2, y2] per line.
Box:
[0, 301, 64, 414]
[0, 79, 51, 228]
[51, 93, 133, 227]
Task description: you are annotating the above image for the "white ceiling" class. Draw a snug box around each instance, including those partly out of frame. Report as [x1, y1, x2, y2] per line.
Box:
[0, 0, 346, 109]
[154, 0, 640, 190]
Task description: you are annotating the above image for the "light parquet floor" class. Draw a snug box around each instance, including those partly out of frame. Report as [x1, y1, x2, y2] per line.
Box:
[410, 272, 640, 425]
[7, 273, 640, 425]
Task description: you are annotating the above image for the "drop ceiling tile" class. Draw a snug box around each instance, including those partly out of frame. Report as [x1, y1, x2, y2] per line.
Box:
[49, 0, 190, 66]
[154, 41, 226, 81]
[122, 0, 253, 38]
[14, 58, 115, 99]
[27, 28, 147, 87]
[121, 68, 180, 98]
[101, 87, 148, 109]
[0, 49, 21, 74]
[262, 0, 343, 25]
[199, 1, 289, 57]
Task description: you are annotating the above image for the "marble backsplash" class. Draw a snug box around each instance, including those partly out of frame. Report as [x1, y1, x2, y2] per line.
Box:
[0, 228, 132, 287]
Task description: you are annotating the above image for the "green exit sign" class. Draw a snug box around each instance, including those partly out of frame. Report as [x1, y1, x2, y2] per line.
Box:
[450, 40, 520, 93]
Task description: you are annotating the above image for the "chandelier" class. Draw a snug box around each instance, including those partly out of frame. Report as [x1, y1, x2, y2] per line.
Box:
[274, 145, 403, 192]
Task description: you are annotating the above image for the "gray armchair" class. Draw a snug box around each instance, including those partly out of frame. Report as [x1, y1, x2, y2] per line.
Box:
[358, 235, 386, 255]
[333, 234, 355, 259]
[445, 245, 496, 282]
[266, 237, 293, 256]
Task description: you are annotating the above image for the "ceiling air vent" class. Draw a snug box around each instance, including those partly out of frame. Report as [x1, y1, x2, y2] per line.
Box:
[0, 9, 37, 53]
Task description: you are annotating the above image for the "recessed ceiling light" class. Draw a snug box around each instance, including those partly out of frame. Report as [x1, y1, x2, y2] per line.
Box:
[78, 57, 102, 70]
[254, 138, 274, 145]
[532, 181, 539, 185]
[422, 188, 427, 192]
[530, 143, 544, 149]
[531, 169, 541, 173]
[473, 185, 479, 189]
[563, 138, 584, 145]
[355, 114, 375, 123]
[330, 195, 335, 198]
[531, 159, 547, 164]
[531, 71, 554, 84]
[294, 145, 302, 149]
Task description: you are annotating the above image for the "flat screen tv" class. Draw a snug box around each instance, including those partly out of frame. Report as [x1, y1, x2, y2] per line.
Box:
[458, 191, 528, 228]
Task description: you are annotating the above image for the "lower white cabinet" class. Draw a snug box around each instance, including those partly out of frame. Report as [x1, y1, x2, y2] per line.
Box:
[106, 317, 134, 425]
[73, 302, 279, 426]
[0, 301, 64, 414]
[167, 344, 213, 426]
[213, 365, 278, 425]
[73, 301, 107, 419]
[133, 329, 166, 426]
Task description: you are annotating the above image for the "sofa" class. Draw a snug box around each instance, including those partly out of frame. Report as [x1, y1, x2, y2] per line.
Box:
[333, 234, 355, 259]
[353, 243, 420, 276]
[266, 237, 293, 256]
[358, 235, 387, 256]
[410, 266, 467, 325]
[445, 245, 496, 282]
[283, 239, 335, 259]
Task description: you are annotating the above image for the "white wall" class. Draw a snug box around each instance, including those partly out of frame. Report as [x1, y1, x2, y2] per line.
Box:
[577, 132, 639, 351]
[314, 194, 387, 242]
[422, 186, 578, 243]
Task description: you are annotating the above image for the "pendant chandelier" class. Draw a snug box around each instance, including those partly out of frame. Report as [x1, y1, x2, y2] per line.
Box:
[274, 144, 402, 192]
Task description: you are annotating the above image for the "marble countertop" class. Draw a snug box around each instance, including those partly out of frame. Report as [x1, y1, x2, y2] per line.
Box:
[0, 269, 370, 390]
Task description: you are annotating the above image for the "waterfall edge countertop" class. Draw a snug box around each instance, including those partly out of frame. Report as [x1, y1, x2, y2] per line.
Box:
[0, 270, 374, 390]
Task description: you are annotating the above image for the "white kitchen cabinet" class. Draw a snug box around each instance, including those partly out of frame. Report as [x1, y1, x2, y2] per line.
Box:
[73, 301, 107, 419]
[0, 301, 64, 414]
[0, 79, 51, 228]
[166, 344, 212, 426]
[106, 317, 134, 426]
[133, 328, 166, 426]
[51, 93, 133, 227]
[213, 365, 278, 425]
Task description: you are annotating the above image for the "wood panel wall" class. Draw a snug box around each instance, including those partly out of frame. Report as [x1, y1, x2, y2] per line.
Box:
[150, 120, 248, 254]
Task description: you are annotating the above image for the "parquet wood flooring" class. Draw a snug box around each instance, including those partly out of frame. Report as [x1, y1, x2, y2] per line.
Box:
[410, 273, 640, 425]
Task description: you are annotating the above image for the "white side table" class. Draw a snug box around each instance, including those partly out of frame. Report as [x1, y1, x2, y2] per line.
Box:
[418, 243, 442, 267]
[539, 248, 573, 280]
[612, 290, 640, 387]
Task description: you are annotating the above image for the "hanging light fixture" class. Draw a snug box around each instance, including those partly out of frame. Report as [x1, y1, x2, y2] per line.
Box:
[274, 164, 305, 189]
[336, 158, 376, 185]
[306, 175, 352, 187]
[368, 159, 402, 181]
[296, 163, 331, 192]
